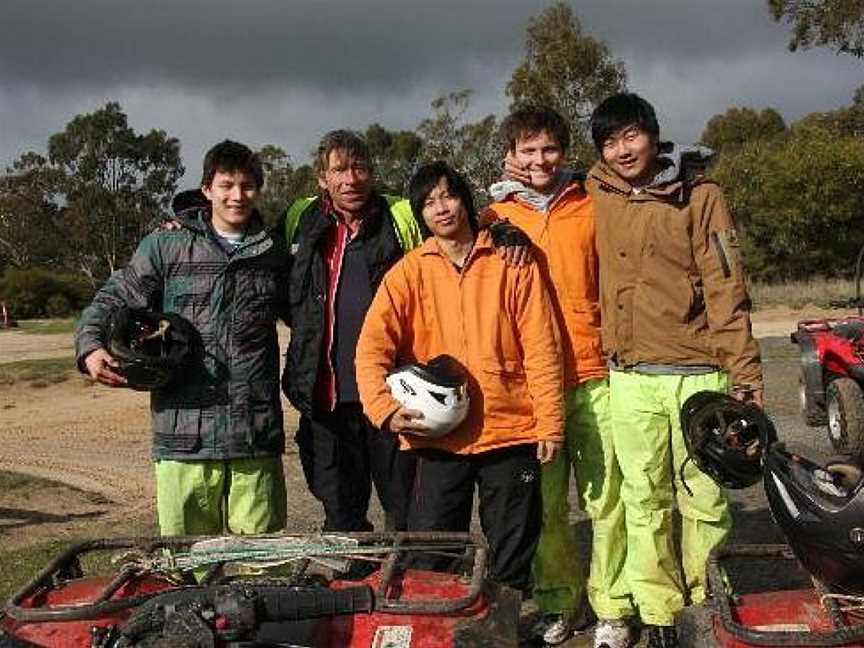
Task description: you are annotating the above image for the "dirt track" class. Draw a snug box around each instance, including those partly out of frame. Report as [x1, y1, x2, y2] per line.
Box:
[0, 308, 852, 645]
[0, 332, 74, 364]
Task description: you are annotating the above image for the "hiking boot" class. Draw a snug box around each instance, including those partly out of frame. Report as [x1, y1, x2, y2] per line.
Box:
[645, 624, 679, 648]
[533, 608, 594, 645]
[593, 618, 634, 648]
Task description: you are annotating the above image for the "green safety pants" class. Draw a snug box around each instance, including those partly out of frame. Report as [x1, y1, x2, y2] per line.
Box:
[155, 456, 287, 536]
[609, 370, 732, 626]
[532, 378, 633, 620]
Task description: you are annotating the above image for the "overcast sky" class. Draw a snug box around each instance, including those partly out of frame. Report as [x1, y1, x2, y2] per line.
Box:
[2, 0, 862, 185]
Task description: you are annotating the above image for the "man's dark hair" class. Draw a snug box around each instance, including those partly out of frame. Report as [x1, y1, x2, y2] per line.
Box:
[200, 140, 264, 189]
[501, 106, 570, 152]
[408, 161, 478, 238]
[316, 129, 372, 175]
[590, 93, 660, 152]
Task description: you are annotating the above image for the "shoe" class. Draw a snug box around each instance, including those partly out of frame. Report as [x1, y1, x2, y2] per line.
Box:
[645, 624, 679, 648]
[533, 609, 593, 645]
[593, 618, 634, 648]
[532, 613, 575, 645]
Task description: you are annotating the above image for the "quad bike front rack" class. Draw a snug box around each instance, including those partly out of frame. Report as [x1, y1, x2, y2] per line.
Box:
[3, 532, 489, 624]
[708, 543, 864, 646]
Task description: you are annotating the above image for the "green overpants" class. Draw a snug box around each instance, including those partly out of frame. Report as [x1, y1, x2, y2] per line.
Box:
[155, 456, 287, 536]
[532, 378, 633, 620]
[609, 370, 732, 626]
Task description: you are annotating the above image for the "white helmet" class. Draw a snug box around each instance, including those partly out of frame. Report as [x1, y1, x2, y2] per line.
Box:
[385, 354, 470, 438]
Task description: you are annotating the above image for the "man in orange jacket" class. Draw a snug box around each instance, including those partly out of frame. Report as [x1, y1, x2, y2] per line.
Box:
[494, 107, 633, 647]
[355, 160, 564, 591]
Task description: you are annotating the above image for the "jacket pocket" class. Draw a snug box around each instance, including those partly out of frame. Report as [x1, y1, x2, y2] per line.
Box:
[711, 229, 741, 279]
[172, 291, 209, 328]
[479, 359, 532, 421]
[248, 380, 283, 449]
[685, 277, 706, 325]
[153, 407, 202, 453]
[567, 298, 602, 359]
[613, 286, 634, 347]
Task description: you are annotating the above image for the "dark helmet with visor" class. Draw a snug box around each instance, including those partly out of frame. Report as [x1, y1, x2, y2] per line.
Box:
[107, 308, 195, 391]
[764, 448, 864, 594]
[680, 391, 777, 490]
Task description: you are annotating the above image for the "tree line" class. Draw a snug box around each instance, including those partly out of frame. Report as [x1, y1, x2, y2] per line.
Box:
[1, 1, 861, 316]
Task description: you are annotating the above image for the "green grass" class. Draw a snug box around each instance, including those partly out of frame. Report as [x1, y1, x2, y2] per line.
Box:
[0, 318, 77, 335]
[0, 540, 117, 601]
[16, 319, 77, 335]
[0, 358, 75, 387]
[0, 471, 109, 505]
[751, 277, 858, 310]
[0, 471, 118, 600]
[0, 471, 59, 491]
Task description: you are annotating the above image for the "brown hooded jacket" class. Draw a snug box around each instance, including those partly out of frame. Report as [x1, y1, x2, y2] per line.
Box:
[586, 148, 762, 389]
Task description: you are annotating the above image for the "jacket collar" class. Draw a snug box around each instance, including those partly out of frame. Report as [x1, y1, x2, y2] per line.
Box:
[320, 191, 386, 236]
[175, 205, 267, 238]
[489, 169, 587, 213]
[173, 206, 272, 258]
[419, 229, 492, 257]
[589, 160, 688, 202]
[588, 143, 713, 203]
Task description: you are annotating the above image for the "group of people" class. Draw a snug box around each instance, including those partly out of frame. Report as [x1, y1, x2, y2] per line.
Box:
[75, 92, 763, 648]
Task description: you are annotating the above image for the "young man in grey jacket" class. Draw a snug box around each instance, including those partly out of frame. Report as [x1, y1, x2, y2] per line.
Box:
[76, 140, 290, 537]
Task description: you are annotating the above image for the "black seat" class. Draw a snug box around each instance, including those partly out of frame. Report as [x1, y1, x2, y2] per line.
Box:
[832, 320, 864, 341]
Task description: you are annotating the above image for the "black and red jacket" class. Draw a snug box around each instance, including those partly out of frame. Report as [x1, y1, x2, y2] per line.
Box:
[281, 193, 405, 416]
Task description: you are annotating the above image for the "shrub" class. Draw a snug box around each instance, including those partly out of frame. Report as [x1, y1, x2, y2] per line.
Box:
[45, 294, 72, 318]
[0, 267, 94, 319]
[712, 126, 864, 281]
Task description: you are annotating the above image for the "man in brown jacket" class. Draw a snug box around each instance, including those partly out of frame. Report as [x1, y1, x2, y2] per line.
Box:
[586, 93, 763, 648]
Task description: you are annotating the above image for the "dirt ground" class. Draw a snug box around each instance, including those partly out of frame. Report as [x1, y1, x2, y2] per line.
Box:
[0, 307, 854, 645]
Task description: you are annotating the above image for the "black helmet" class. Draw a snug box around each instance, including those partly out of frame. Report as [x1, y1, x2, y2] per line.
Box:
[680, 391, 777, 489]
[171, 189, 208, 215]
[107, 308, 196, 391]
[763, 447, 864, 594]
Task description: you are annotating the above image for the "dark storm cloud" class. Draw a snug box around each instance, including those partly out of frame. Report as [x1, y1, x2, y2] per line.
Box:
[1, 0, 861, 179]
[580, 0, 795, 64]
[0, 0, 822, 93]
[1, 0, 544, 92]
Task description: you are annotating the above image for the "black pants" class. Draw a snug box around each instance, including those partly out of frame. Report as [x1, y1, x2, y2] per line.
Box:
[407, 443, 541, 591]
[296, 403, 416, 532]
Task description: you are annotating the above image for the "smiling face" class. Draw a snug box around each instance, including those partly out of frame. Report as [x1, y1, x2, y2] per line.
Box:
[512, 129, 564, 192]
[201, 169, 259, 233]
[600, 124, 659, 186]
[421, 177, 471, 241]
[317, 148, 373, 217]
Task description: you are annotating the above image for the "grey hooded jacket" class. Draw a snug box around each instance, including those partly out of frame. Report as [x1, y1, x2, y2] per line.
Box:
[75, 206, 290, 460]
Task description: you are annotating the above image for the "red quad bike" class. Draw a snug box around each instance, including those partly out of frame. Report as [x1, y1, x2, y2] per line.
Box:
[793, 246, 864, 457]
[702, 543, 864, 648]
[0, 532, 521, 647]
[699, 447, 864, 647]
[678, 393, 864, 648]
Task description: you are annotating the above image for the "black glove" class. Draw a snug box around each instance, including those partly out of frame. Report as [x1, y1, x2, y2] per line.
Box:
[488, 220, 531, 249]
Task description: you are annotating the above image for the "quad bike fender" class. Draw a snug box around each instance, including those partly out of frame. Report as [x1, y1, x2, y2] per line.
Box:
[793, 329, 826, 409]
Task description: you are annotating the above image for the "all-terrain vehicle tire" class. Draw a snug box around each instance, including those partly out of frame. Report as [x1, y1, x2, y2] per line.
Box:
[826, 378, 864, 458]
[800, 367, 827, 426]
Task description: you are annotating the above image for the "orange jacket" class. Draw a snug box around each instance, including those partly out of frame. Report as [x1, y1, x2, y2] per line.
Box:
[489, 181, 606, 387]
[355, 230, 565, 454]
